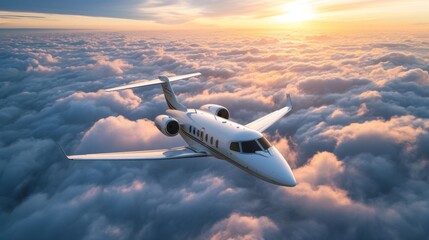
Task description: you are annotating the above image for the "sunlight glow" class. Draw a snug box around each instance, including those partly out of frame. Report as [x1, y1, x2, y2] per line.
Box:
[277, 0, 315, 23]
[1, 0, 428, 32]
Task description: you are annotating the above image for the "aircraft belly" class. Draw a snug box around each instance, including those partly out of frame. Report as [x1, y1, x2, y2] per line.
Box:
[228, 159, 285, 185]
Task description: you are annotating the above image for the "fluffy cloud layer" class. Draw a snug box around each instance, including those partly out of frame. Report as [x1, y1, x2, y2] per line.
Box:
[199, 213, 278, 240]
[0, 29, 428, 239]
[76, 115, 183, 153]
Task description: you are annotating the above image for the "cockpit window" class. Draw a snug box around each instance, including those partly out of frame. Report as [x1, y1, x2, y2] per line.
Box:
[257, 137, 272, 150]
[230, 137, 272, 154]
[230, 142, 240, 152]
[241, 140, 262, 153]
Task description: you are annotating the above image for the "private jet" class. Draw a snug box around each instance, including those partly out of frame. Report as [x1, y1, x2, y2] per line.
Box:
[62, 73, 296, 187]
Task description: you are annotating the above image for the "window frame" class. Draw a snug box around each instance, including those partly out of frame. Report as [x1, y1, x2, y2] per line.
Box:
[240, 140, 262, 153]
[257, 137, 272, 150]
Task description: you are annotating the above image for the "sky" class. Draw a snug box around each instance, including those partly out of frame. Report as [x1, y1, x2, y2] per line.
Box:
[1, 1, 429, 240]
[0, 0, 428, 31]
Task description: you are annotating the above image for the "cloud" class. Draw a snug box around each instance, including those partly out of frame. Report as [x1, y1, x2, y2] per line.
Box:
[372, 52, 423, 67]
[358, 90, 381, 99]
[270, 133, 298, 168]
[0, 1, 152, 20]
[288, 63, 336, 73]
[58, 90, 142, 115]
[199, 213, 278, 240]
[298, 78, 371, 95]
[321, 115, 428, 156]
[76, 115, 183, 153]
[0, 0, 280, 24]
[0, 14, 45, 19]
[294, 151, 344, 187]
[1, 29, 429, 240]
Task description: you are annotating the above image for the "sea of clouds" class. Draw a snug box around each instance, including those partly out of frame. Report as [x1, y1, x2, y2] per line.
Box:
[0, 30, 428, 240]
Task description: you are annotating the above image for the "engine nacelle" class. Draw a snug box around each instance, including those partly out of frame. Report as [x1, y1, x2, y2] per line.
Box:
[155, 115, 180, 137]
[200, 104, 230, 119]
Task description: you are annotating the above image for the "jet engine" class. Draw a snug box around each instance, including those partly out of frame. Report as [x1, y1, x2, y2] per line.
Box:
[155, 115, 180, 137]
[200, 104, 230, 119]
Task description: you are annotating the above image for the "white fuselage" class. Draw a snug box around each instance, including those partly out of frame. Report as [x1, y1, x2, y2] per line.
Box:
[167, 109, 296, 187]
[64, 73, 296, 187]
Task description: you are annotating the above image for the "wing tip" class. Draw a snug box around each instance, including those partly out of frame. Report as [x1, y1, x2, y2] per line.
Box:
[57, 143, 73, 160]
[104, 87, 115, 92]
[286, 94, 292, 109]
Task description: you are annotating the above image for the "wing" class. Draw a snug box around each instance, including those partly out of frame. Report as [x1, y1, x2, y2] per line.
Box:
[60, 146, 209, 161]
[245, 94, 293, 132]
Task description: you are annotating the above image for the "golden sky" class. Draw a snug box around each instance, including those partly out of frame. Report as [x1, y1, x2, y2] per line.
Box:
[0, 0, 428, 32]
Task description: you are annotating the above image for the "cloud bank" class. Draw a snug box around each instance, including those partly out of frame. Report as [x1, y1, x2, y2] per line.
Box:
[0, 30, 429, 239]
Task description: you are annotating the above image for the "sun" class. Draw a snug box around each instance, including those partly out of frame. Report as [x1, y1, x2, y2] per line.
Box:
[277, 0, 315, 23]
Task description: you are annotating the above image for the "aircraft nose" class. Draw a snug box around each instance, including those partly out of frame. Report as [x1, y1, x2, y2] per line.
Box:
[270, 147, 297, 187]
[277, 165, 296, 187]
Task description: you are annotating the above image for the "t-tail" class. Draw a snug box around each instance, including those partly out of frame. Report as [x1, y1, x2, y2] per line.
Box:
[158, 75, 186, 111]
[105, 72, 201, 111]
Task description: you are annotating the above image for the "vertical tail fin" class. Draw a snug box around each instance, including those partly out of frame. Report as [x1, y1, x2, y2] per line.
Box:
[158, 76, 187, 111]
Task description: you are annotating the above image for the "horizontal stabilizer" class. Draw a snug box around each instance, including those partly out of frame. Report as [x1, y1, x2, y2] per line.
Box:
[105, 72, 201, 92]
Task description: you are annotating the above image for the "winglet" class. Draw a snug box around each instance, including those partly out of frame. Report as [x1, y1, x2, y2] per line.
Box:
[57, 143, 72, 160]
[286, 94, 293, 110]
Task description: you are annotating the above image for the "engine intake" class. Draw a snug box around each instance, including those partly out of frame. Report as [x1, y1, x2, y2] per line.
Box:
[200, 104, 230, 119]
[155, 115, 180, 137]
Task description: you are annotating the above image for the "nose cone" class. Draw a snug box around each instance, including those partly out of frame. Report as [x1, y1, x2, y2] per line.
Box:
[277, 165, 297, 187]
[270, 147, 296, 187]
[238, 146, 296, 187]
[231, 143, 297, 187]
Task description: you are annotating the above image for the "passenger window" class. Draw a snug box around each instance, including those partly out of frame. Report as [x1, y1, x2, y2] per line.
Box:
[230, 142, 240, 152]
[210, 137, 213, 144]
[257, 137, 272, 150]
[193, 128, 196, 135]
[241, 140, 262, 153]
[189, 126, 192, 132]
[201, 131, 204, 138]
[197, 130, 200, 136]
[216, 140, 219, 148]
[205, 134, 208, 142]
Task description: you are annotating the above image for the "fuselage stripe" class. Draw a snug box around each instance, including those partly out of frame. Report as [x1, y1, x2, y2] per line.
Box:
[180, 127, 230, 160]
[166, 99, 176, 110]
